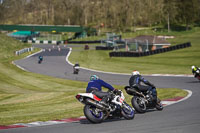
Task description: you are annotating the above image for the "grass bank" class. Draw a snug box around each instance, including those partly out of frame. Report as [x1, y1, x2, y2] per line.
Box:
[69, 27, 200, 74]
[0, 33, 187, 125]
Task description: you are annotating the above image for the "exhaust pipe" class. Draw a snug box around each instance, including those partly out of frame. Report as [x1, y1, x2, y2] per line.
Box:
[127, 88, 145, 97]
[86, 98, 106, 110]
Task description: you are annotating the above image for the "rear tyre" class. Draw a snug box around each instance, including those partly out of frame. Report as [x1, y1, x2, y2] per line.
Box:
[84, 105, 104, 123]
[121, 102, 135, 120]
[131, 96, 146, 113]
[197, 76, 200, 81]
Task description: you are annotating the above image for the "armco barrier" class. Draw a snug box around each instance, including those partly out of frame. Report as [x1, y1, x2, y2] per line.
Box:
[109, 42, 191, 57]
[68, 40, 101, 44]
[96, 46, 114, 50]
[15, 47, 34, 55]
[96, 44, 125, 50]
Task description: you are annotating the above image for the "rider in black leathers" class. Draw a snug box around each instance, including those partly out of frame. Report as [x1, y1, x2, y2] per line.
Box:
[129, 71, 157, 102]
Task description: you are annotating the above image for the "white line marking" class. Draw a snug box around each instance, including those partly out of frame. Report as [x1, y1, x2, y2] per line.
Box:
[26, 49, 44, 58]
[12, 61, 27, 72]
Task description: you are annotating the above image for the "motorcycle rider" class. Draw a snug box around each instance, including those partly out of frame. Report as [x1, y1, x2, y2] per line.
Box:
[73, 62, 80, 74]
[191, 65, 200, 78]
[86, 75, 117, 107]
[129, 70, 157, 102]
[38, 55, 43, 63]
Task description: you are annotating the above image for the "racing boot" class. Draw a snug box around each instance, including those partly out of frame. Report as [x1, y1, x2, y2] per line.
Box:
[155, 97, 161, 105]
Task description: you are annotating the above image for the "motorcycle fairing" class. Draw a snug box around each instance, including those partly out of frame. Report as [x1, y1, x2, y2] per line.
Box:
[77, 93, 102, 101]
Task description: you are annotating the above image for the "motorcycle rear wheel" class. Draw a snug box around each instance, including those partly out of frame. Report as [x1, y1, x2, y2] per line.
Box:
[131, 96, 146, 113]
[84, 105, 104, 123]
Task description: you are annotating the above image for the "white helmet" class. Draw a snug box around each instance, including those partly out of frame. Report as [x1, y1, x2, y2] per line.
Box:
[191, 66, 195, 70]
[132, 70, 140, 76]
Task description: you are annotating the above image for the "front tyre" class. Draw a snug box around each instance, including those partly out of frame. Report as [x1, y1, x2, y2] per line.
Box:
[121, 102, 135, 120]
[131, 96, 146, 113]
[84, 105, 104, 123]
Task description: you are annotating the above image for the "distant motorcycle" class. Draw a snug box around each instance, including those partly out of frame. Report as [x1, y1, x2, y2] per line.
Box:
[124, 86, 163, 113]
[75, 90, 135, 123]
[191, 66, 200, 81]
[38, 56, 43, 64]
[73, 63, 80, 74]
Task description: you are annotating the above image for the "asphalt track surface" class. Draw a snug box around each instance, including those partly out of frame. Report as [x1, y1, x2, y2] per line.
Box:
[2, 44, 200, 133]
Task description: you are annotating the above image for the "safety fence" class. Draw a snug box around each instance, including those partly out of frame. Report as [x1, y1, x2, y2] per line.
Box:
[15, 47, 34, 56]
[109, 42, 191, 57]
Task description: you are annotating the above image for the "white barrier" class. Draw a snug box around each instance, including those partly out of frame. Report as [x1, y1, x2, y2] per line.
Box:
[27, 40, 64, 44]
[15, 47, 34, 55]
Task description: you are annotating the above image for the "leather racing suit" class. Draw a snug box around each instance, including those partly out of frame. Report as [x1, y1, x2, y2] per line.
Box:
[129, 75, 157, 101]
[86, 79, 115, 105]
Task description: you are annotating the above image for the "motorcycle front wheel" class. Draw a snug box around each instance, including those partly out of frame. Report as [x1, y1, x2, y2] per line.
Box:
[84, 105, 104, 123]
[131, 96, 146, 113]
[121, 102, 135, 120]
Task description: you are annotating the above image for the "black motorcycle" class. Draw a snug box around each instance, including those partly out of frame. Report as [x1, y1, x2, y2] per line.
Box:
[73, 63, 80, 74]
[193, 71, 200, 81]
[124, 86, 163, 113]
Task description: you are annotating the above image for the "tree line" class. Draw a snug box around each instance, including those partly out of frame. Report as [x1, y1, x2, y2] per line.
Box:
[0, 0, 200, 32]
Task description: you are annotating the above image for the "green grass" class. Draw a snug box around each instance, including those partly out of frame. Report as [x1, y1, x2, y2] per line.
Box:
[0, 34, 87, 125]
[69, 27, 200, 74]
[0, 33, 188, 125]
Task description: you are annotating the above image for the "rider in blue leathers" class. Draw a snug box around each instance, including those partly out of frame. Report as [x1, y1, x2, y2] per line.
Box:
[39, 55, 43, 60]
[86, 75, 117, 106]
[38, 55, 43, 63]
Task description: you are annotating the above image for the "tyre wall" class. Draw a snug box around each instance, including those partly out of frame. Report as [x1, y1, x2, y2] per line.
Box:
[109, 42, 191, 57]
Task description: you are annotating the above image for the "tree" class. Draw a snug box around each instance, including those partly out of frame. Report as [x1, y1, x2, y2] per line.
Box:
[163, 0, 178, 32]
[177, 0, 200, 30]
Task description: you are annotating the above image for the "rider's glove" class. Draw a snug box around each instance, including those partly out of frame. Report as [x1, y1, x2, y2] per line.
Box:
[113, 89, 118, 93]
[113, 89, 121, 95]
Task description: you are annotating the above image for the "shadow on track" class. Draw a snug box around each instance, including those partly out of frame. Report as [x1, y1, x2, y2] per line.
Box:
[79, 109, 160, 124]
[186, 81, 200, 83]
[79, 117, 128, 124]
